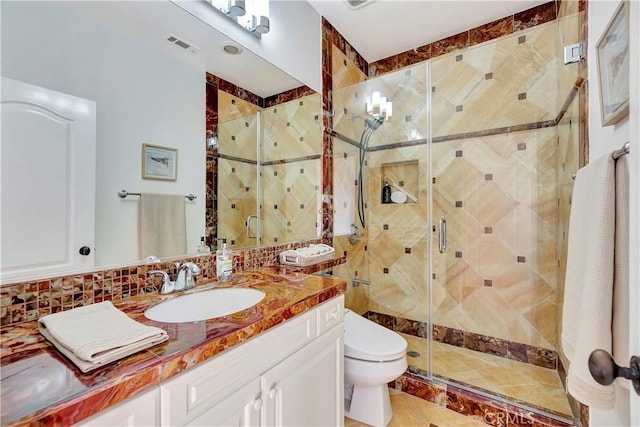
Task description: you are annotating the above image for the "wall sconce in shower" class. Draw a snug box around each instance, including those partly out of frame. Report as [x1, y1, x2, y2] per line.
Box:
[365, 91, 392, 121]
[209, 0, 270, 37]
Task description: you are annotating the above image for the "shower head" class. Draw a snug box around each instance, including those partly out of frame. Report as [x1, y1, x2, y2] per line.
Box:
[364, 116, 384, 131]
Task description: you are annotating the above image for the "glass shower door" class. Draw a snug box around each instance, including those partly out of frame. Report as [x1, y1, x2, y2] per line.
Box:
[217, 106, 260, 250]
[428, 21, 573, 419]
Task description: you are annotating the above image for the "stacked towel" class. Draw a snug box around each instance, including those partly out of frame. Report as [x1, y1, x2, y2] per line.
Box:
[39, 301, 168, 373]
[296, 244, 334, 257]
[279, 244, 335, 266]
[561, 152, 629, 409]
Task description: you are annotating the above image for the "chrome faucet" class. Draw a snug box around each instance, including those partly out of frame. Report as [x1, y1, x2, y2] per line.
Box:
[148, 262, 201, 294]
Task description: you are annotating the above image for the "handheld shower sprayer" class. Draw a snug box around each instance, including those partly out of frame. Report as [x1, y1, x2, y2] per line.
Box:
[364, 116, 384, 131]
[355, 115, 384, 228]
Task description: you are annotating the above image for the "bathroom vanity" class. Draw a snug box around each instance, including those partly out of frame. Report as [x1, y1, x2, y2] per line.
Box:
[0, 269, 346, 426]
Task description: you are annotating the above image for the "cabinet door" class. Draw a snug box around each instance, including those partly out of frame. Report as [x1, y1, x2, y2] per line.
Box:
[186, 378, 262, 427]
[77, 388, 159, 427]
[263, 324, 344, 427]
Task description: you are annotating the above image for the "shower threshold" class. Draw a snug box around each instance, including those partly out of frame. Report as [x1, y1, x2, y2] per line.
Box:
[401, 333, 576, 425]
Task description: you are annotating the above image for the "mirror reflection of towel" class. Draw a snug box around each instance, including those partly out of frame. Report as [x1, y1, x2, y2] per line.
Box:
[139, 193, 186, 259]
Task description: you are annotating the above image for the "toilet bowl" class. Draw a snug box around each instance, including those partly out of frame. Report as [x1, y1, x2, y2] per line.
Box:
[343, 309, 408, 427]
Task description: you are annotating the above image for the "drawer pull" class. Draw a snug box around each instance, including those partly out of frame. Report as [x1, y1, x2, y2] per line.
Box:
[328, 311, 338, 320]
[269, 387, 278, 400]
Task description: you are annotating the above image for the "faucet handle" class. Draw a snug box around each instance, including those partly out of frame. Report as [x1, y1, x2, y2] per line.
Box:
[180, 262, 201, 289]
[182, 262, 201, 275]
[148, 270, 175, 294]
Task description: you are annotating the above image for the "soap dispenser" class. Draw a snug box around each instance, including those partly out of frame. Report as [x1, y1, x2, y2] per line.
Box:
[382, 181, 392, 204]
[216, 239, 233, 282]
[196, 236, 210, 254]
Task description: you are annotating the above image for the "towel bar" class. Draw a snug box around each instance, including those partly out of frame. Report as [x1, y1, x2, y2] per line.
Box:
[571, 141, 630, 180]
[118, 189, 197, 201]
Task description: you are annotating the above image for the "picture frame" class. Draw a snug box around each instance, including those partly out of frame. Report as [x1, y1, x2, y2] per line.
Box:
[596, 0, 629, 126]
[141, 143, 178, 181]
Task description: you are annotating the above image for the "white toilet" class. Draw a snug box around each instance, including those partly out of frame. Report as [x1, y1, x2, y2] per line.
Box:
[343, 309, 408, 427]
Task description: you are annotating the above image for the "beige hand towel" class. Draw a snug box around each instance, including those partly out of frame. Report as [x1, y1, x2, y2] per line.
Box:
[139, 193, 187, 259]
[39, 301, 168, 373]
[612, 155, 629, 366]
[562, 151, 628, 409]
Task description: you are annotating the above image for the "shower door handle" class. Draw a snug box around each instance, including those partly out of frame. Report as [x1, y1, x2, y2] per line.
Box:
[438, 217, 447, 253]
[246, 215, 258, 239]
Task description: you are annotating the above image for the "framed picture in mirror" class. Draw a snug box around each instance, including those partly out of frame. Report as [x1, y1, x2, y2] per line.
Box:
[596, 0, 629, 127]
[142, 143, 178, 181]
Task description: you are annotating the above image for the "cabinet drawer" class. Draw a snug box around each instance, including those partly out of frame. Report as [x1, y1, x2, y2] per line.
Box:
[316, 294, 344, 336]
[78, 388, 160, 427]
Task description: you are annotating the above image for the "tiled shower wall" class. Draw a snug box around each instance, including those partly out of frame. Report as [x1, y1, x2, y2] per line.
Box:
[261, 95, 323, 245]
[217, 91, 260, 249]
[215, 79, 322, 249]
[325, 0, 586, 361]
[430, 22, 560, 351]
[330, 21, 563, 352]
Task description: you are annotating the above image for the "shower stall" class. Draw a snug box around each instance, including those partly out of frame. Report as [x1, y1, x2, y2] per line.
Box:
[331, 8, 581, 423]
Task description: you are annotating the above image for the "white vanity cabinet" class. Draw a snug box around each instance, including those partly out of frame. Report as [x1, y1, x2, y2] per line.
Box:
[160, 295, 344, 427]
[77, 388, 160, 426]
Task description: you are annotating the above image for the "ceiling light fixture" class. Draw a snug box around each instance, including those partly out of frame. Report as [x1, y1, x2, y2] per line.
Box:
[366, 91, 392, 121]
[210, 0, 270, 38]
[221, 42, 243, 55]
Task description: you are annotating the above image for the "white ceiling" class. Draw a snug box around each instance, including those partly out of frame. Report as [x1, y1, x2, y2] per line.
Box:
[62, 1, 550, 97]
[62, 1, 302, 98]
[307, 0, 550, 63]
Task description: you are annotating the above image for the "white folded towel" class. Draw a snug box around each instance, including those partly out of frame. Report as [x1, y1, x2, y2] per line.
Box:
[39, 301, 168, 373]
[562, 153, 621, 409]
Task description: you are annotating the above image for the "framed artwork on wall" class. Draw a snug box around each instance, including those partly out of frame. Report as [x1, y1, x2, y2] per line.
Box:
[596, 0, 629, 127]
[142, 143, 178, 181]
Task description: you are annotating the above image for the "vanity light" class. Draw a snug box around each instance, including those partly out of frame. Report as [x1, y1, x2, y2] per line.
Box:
[209, 0, 270, 38]
[227, 0, 246, 17]
[365, 91, 392, 121]
[247, 0, 270, 34]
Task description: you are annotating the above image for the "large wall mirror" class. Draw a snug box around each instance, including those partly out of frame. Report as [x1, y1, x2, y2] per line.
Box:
[0, 1, 321, 283]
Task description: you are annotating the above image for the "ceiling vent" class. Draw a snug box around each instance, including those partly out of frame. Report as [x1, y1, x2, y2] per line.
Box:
[164, 33, 201, 54]
[345, 0, 375, 9]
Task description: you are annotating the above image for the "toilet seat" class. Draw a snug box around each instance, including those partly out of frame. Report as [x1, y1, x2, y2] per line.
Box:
[344, 309, 407, 362]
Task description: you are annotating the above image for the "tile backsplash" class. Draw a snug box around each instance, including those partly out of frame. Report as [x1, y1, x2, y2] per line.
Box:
[0, 240, 323, 327]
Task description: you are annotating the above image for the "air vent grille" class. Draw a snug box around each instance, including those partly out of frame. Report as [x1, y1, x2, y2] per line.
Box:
[164, 33, 201, 54]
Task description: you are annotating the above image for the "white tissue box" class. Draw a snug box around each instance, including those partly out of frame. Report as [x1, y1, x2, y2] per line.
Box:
[279, 244, 335, 267]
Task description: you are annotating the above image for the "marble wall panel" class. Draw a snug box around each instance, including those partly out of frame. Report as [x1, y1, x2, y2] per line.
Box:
[262, 94, 322, 162]
[261, 159, 321, 245]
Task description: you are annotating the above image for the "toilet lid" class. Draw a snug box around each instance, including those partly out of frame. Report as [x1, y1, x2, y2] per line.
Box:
[344, 310, 408, 362]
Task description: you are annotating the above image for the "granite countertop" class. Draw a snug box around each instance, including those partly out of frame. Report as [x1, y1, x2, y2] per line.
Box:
[0, 268, 346, 426]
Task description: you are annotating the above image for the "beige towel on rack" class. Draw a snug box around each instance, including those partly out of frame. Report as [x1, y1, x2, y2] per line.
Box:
[612, 155, 629, 366]
[38, 301, 168, 373]
[562, 152, 628, 409]
[139, 193, 187, 259]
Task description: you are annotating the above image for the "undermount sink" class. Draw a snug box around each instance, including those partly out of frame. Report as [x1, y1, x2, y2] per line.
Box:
[144, 288, 266, 323]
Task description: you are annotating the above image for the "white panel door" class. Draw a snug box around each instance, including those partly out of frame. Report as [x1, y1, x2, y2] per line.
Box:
[1, 77, 96, 282]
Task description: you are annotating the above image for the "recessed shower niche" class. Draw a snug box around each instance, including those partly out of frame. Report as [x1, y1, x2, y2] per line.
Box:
[380, 160, 419, 204]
